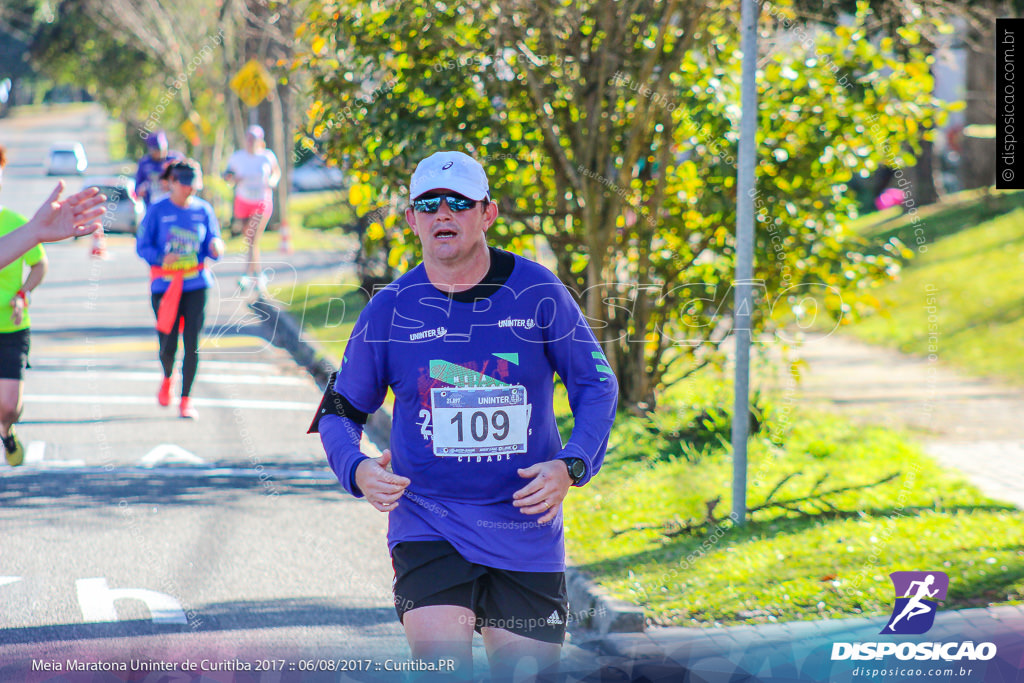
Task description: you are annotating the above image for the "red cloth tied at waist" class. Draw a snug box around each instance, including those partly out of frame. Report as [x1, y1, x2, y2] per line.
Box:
[150, 264, 203, 334]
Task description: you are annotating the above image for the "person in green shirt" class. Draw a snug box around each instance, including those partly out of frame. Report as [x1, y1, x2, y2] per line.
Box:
[0, 145, 51, 466]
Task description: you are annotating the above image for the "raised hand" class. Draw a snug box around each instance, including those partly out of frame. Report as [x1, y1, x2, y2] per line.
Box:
[29, 181, 107, 243]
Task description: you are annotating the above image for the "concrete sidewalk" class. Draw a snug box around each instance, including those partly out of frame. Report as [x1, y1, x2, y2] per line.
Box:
[791, 332, 1024, 510]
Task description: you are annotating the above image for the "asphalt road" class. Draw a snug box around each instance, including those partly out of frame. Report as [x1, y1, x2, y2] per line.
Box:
[0, 105, 418, 679]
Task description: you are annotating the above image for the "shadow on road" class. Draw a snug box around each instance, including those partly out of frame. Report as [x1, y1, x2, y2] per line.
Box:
[0, 464, 350, 511]
[0, 598, 396, 646]
[20, 415, 156, 425]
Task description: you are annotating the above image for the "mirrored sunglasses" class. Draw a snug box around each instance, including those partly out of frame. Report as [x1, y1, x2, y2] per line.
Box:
[412, 193, 478, 213]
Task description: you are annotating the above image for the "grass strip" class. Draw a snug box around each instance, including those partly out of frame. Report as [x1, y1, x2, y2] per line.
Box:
[846, 189, 1024, 383]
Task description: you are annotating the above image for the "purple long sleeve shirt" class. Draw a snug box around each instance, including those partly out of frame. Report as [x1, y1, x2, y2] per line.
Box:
[135, 197, 220, 294]
[320, 251, 618, 572]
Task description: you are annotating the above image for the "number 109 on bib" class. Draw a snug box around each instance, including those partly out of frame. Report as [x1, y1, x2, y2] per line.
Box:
[430, 386, 531, 456]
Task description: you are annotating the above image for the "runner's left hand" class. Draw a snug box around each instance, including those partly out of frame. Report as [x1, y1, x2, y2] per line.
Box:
[513, 461, 572, 524]
[10, 295, 24, 326]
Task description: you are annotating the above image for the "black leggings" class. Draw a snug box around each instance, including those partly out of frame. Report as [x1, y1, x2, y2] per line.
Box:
[150, 288, 206, 397]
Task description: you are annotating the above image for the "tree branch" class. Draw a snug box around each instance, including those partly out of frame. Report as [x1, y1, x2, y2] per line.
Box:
[612, 470, 902, 538]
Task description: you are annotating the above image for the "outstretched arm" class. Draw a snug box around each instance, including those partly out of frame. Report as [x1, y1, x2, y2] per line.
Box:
[0, 182, 105, 269]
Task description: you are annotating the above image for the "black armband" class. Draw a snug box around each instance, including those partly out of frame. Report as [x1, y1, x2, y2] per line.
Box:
[307, 371, 370, 433]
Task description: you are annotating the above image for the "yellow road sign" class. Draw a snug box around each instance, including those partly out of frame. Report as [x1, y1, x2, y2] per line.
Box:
[230, 59, 275, 108]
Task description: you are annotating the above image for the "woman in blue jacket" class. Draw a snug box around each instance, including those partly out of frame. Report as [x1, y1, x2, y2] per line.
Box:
[136, 159, 223, 419]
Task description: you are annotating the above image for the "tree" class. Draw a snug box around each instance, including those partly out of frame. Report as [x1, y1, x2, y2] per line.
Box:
[296, 0, 952, 410]
[0, 0, 45, 101]
[29, 0, 230, 172]
[32, 3, 166, 143]
[30, 0, 308, 198]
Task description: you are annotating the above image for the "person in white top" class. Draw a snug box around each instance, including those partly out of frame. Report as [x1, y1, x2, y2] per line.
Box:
[224, 125, 281, 292]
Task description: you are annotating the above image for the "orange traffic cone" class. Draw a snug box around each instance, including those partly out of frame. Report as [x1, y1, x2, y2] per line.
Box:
[279, 221, 293, 254]
[90, 228, 108, 259]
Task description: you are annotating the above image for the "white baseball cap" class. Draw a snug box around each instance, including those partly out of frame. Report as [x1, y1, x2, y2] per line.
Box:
[409, 151, 489, 201]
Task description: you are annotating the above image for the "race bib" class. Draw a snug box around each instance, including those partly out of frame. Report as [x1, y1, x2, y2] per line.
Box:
[430, 385, 531, 456]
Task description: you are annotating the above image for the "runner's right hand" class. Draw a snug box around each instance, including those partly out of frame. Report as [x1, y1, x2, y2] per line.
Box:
[354, 449, 410, 512]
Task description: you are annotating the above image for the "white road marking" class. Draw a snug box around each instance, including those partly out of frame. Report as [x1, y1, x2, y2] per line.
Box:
[2, 464, 335, 480]
[32, 358, 287, 373]
[141, 444, 204, 467]
[25, 441, 45, 463]
[25, 394, 317, 412]
[77, 577, 187, 625]
[35, 370, 308, 386]
[0, 577, 22, 588]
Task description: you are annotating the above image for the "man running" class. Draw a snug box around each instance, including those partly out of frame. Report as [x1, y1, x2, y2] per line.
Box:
[310, 151, 617, 681]
[0, 145, 50, 465]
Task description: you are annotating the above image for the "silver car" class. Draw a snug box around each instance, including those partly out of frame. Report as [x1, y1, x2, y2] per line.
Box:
[47, 142, 88, 175]
[86, 178, 144, 234]
[291, 156, 344, 192]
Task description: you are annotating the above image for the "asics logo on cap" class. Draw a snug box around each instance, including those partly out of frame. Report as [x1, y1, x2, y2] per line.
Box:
[410, 151, 490, 201]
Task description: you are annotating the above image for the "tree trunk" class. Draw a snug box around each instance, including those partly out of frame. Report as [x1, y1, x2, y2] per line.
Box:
[911, 137, 940, 206]
[960, 17, 997, 190]
[270, 86, 288, 229]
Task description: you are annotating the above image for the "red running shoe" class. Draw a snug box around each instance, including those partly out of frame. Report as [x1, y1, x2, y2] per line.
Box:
[158, 378, 172, 407]
[179, 396, 198, 420]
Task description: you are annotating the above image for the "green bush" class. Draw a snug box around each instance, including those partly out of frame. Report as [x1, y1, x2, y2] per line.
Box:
[602, 390, 768, 467]
[303, 204, 356, 231]
[202, 176, 234, 229]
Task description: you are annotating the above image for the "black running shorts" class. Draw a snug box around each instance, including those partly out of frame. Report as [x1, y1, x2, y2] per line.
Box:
[391, 540, 569, 644]
[0, 329, 30, 380]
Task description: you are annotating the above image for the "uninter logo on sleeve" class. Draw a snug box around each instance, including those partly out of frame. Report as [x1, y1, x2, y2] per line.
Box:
[497, 317, 535, 329]
[408, 325, 447, 341]
[831, 571, 997, 662]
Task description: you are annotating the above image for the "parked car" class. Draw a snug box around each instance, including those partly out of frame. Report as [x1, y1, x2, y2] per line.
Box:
[85, 177, 144, 234]
[47, 142, 88, 176]
[0, 78, 11, 118]
[291, 156, 344, 192]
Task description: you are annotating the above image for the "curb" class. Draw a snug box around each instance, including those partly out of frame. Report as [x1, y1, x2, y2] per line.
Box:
[250, 293, 644, 635]
[250, 296, 335, 388]
[249, 295, 393, 447]
[566, 567, 646, 634]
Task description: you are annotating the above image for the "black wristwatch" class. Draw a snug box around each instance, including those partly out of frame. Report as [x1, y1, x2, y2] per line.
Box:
[562, 457, 586, 485]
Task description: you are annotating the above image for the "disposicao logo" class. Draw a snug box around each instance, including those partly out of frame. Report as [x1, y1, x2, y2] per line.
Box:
[882, 570, 948, 635]
[831, 570, 997, 663]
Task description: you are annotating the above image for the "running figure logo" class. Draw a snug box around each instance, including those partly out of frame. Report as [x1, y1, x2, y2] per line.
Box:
[881, 571, 949, 634]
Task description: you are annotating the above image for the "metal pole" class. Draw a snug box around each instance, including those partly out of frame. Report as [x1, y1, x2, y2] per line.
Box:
[731, 0, 759, 526]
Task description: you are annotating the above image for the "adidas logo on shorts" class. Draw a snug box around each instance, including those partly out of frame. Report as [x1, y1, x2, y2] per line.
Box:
[546, 610, 564, 625]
